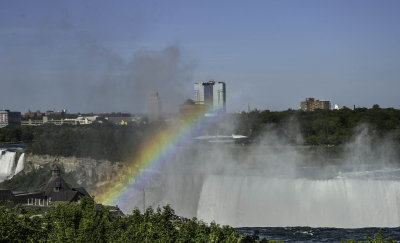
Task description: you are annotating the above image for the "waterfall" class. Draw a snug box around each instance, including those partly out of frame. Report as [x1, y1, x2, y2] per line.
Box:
[0, 149, 25, 182]
[15, 153, 25, 174]
[196, 175, 400, 228]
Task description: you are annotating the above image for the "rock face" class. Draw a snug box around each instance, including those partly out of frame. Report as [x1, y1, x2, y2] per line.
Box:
[24, 154, 125, 194]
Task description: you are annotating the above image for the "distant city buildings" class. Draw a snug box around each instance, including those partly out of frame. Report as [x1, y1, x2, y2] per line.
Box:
[0, 110, 21, 128]
[45, 109, 67, 116]
[300, 98, 331, 111]
[21, 115, 99, 126]
[179, 99, 207, 118]
[194, 81, 226, 114]
[147, 92, 162, 122]
[105, 115, 142, 125]
[23, 109, 67, 119]
[19, 110, 144, 126]
[22, 110, 43, 120]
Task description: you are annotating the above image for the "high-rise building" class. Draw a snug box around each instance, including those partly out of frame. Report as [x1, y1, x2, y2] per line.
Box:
[147, 92, 161, 122]
[194, 81, 226, 113]
[300, 98, 331, 111]
[0, 110, 21, 128]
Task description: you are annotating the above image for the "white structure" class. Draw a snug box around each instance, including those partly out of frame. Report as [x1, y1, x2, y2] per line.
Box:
[148, 92, 161, 122]
[194, 81, 226, 113]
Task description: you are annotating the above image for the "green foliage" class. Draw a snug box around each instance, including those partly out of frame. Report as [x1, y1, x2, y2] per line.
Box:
[0, 204, 45, 242]
[42, 197, 109, 243]
[2, 107, 400, 160]
[0, 122, 166, 162]
[0, 197, 274, 242]
[0, 198, 393, 243]
[341, 229, 395, 243]
[235, 108, 400, 145]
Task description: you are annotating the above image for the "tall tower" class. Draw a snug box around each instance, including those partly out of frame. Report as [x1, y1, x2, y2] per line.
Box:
[213, 81, 226, 113]
[148, 92, 161, 122]
[194, 81, 226, 114]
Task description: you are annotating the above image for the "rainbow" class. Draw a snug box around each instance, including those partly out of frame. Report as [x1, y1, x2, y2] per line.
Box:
[95, 107, 219, 208]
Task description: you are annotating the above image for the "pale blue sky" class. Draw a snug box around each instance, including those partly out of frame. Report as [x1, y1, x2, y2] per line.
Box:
[1, 0, 399, 113]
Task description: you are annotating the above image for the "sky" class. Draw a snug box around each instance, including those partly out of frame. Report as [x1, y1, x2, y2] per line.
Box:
[1, 0, 399, 113]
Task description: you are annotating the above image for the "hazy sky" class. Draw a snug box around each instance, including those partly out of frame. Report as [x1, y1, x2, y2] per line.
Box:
[1, 0, 399, 113]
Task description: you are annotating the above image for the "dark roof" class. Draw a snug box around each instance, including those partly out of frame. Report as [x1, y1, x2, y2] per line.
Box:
[0, 190, 15, 202]
[39, 173, 90, 202]
[4, 165, 91, 204]
[42, 176, 72, 195]
[50, 191, 79, 202]
[73, 187, 90, 197]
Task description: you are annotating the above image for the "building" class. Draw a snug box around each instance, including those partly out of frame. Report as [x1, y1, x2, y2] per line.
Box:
[0, 165, 90, 207]
[0, 110, 21, 128]
[21, 115, 99, 126]
[45, 109, 67, 116]
[147, 92, 162, 122]
[194, 81, 226, 114]
[105, 116, 142, 125]
[179, 99, 207, 118]
[0, 165, 124, 217]
[22, 110, 43, 120]
[300, 98, 331, 111]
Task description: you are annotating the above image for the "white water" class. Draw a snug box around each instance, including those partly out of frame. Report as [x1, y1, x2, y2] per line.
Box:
[0, 149, 25, 182]
[197, 175, 400, 228]
[15, 153, 25, 174]
[119, 126, 400, 228]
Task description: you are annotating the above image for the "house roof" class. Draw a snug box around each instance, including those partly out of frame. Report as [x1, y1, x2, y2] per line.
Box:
[41, 176, 72, 196]
[50, 191, 79, 202]
[6, 165, 91, 204]
[73, 187, 90, 197]
[0, 189, 15, 202]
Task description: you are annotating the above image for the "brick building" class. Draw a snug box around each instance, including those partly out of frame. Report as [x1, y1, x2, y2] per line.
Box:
[300, 98, 331, 111]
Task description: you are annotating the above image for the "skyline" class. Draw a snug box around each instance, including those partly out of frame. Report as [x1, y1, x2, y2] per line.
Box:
[1, 0, 400, 113]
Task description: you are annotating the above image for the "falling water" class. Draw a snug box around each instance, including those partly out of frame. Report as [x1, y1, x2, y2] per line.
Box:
[116, 125, 400, 229]
[197, 175, 400, 228]
[0, 149, 25, 182]
[15, 153, 25, 174]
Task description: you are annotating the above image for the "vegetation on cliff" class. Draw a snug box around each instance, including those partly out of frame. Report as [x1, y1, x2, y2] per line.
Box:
[235, 106, 400, 145]
[0, 107, 400, 161]
[0, 122, 166, 161]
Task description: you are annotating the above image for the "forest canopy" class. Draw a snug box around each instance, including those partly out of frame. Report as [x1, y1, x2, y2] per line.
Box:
[1, 107, 400, 161]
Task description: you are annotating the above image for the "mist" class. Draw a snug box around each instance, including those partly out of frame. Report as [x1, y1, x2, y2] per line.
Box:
[115, 119, 400, 228]
[2, 40, 194, 113]
[1, 3, 194, 114]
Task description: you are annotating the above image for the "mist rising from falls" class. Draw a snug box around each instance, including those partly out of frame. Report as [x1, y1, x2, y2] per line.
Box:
[119, 125, 400, 228]
[0, 149, 25, 182]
